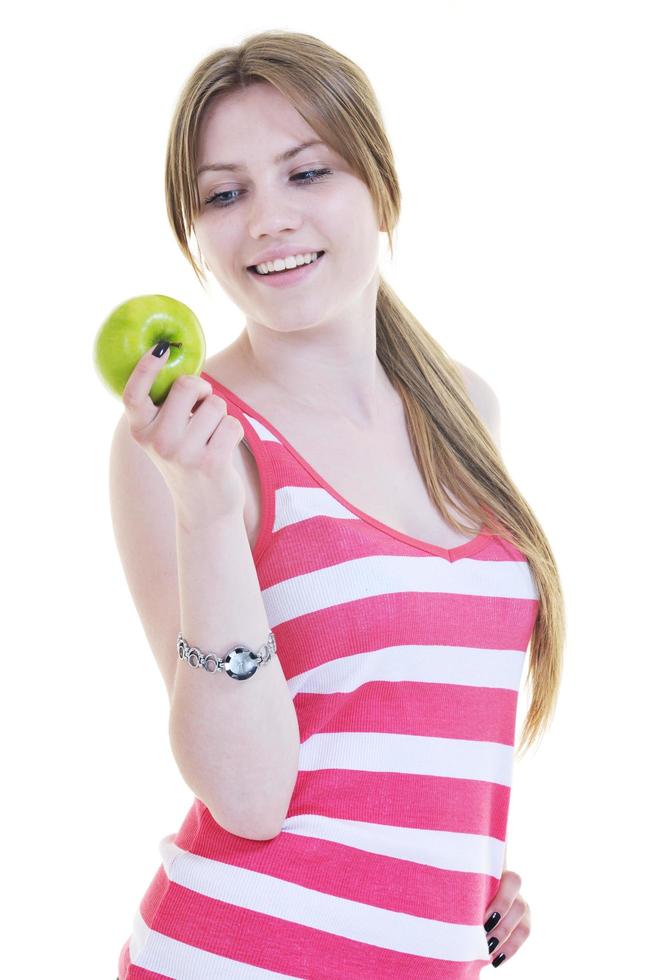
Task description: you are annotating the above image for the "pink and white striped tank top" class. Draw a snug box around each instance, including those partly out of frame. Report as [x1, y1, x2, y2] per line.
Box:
[117, 372, 540, 980]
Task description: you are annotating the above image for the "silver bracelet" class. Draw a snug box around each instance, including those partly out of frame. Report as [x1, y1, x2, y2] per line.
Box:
[176, 630, 276, 681]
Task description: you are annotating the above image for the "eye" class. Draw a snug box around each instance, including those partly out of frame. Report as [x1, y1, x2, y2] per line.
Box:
[203, 168, 333, 209]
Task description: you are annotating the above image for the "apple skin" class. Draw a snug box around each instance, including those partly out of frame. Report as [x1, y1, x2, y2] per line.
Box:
[93, 294, 206, 406]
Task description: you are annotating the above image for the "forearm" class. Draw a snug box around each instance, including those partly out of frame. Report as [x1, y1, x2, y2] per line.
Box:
[169, 513, 300, 840]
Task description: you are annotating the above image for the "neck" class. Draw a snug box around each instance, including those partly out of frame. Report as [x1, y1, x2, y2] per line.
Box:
[234, 283, 400, 429]
[238, 340, 395, 428]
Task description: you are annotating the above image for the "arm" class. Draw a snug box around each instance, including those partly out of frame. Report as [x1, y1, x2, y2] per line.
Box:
[109, 414, 300, 840]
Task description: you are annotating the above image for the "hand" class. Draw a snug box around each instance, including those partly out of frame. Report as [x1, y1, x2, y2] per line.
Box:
[483, 870, 531, 968]
[122, 343, 247, 531]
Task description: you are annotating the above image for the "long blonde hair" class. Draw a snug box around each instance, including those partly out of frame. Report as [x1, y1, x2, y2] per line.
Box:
[163, 29, 565, 759]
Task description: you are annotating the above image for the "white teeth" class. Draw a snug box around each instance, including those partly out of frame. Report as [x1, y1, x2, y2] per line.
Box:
[254, 251, 320, 275]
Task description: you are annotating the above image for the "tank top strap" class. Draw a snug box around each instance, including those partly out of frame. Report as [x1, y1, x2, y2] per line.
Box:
[200, 374, 272, 455]
[199, 370, 317, 564]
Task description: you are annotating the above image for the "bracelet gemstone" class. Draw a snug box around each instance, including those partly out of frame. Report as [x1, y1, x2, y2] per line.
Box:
[176, 631, 276, 680]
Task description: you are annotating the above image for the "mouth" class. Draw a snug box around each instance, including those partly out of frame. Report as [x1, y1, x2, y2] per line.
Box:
[246, 251, 326, 277]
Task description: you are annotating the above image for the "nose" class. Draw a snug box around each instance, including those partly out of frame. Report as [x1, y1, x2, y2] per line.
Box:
[246, 188, 303, 240]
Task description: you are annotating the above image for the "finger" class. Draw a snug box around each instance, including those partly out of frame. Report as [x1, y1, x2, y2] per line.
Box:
[486, 899, 531, 966]
[484, 869, 522, 964]
[206, 410, 245, 461]
[138, 372, 214, 452]
[122, 343, 172, 432]
[174, 393, 232, 465]
[484, 869, 522, 934]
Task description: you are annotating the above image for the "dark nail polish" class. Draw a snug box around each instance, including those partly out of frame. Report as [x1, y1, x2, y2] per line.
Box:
[152, 340, 170, 358]
[487, 936, 500, 954]
[484, 911, 501, 933]
[492, 952, 506, 967]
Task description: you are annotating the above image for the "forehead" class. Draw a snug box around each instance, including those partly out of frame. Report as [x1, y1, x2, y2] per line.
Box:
[196, 84, 327, 171]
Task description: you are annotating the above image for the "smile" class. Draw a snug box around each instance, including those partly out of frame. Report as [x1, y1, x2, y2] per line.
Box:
[246, 251, 326, 289]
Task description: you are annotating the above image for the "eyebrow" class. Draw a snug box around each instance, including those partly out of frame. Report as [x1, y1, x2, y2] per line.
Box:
[196, 140, 328, 177]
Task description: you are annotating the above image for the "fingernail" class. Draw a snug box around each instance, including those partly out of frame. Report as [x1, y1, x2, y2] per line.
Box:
[152, 340, 170, 358]
[487, 936, 500, 954]
[484, 911, 501, 933]
[492, 952, 506, 968]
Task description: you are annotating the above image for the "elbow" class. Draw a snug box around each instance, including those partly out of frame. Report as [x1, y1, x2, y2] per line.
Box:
[208, 805, 286, 841]
[204, 763, 298, 843]
[169, 703, 299, 844]
[236, 823, 285, 842]
[210, 741, 300, 843]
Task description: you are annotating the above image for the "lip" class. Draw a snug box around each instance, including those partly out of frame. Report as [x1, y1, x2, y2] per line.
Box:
[247, 252, 326, 289]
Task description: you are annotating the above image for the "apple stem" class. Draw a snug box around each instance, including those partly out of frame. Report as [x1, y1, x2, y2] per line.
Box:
[166, 341, 183, 349]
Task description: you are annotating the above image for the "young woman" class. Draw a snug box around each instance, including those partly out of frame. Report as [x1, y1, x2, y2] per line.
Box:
[110, 30, 565, 979]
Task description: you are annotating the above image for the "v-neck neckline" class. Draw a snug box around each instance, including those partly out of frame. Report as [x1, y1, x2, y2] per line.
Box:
[201, 371, 494, 562]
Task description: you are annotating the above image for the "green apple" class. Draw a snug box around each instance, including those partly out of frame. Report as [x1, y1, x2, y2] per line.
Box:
[93, 294, 206, 406]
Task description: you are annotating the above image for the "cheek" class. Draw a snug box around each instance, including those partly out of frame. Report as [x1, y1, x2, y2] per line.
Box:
[196, 224, 237, 271]
[192, 223, 214, 263]
[330, 186, 379, 243]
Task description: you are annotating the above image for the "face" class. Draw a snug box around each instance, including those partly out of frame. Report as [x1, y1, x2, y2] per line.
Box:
[193, 82, 383, 334]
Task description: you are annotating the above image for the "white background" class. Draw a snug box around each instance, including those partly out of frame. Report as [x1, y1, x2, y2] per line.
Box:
[3, 2, 652, 977]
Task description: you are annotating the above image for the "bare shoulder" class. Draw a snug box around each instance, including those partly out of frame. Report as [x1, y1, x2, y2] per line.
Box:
[452, 360, 502, 449]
